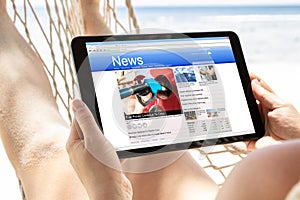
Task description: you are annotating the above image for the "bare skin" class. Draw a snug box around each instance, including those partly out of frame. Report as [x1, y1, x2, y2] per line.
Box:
[217, 139, 300, 200]
[80, 0, 112, 35]
[0, 3, 89, 199]
[251, 73, 300, 140]
[247, 73, 300, 150]
[124, 153, 218, 200]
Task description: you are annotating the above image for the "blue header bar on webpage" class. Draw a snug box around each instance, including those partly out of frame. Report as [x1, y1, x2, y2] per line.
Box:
[88, 47, 235, 72]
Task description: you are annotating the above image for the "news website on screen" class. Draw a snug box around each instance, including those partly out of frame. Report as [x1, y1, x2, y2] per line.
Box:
[86, 36, 255, 151]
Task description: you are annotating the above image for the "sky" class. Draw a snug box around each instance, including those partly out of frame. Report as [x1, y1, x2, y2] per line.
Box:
[127, 0, 300, 6]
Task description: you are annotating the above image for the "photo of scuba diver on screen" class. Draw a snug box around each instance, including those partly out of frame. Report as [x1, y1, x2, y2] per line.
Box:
[116, 68, 182, 120]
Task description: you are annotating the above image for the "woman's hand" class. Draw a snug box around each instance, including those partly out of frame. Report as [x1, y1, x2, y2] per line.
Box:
[248, 73, 300, 149]
[66, 99, 132, 200]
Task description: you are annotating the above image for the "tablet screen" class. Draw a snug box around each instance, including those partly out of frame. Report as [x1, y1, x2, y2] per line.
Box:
[80, 33, 259, 156]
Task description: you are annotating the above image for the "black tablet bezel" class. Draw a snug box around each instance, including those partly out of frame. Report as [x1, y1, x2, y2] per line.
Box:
[71, 31, 264, 158]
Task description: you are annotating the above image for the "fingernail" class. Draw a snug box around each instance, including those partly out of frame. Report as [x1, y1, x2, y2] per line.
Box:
[72, 99, 84, 112]
[252, 79, 260, 86]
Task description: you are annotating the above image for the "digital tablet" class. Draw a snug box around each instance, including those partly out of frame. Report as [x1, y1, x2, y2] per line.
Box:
[71, 31, 264, 158]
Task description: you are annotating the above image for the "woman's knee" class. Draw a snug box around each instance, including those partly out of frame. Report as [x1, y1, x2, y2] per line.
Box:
[217, 140, 300, 200]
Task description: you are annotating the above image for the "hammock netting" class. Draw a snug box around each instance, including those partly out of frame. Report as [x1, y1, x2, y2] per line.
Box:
[6, 0, 249, 198]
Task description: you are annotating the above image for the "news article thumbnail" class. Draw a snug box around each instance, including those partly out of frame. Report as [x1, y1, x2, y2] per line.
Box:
[115, 68, 182, 120]
[199, 65, 217, 82]
[184, 111, 197, 120]
[206, 109, 219, 118]
[174, 66, 197, 83]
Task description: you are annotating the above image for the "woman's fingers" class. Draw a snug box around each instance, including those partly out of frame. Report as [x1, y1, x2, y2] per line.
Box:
[251, 79, 285, 110]
[250, 72, 274, 93]
[71, 99, 121, 170]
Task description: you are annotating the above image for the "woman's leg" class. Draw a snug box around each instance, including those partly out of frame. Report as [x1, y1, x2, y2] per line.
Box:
[124, 151, 218, 200]
[80, 0, 112, 35]
[217, 139, 300, 200]
[0, 3, 89, 199]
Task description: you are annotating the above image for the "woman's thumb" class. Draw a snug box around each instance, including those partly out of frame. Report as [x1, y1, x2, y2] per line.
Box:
[72, 99, 121, 170]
